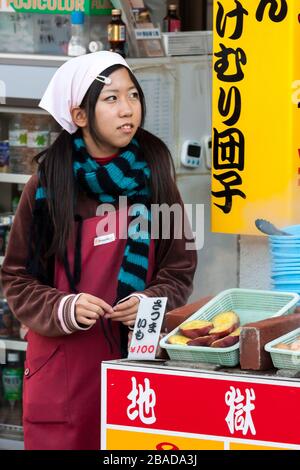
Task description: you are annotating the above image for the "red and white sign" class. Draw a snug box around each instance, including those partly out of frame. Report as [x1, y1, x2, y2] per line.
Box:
[101, 363, 300, 449]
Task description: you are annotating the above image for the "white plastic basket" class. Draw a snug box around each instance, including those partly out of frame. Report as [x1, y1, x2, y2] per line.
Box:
[265, 328, 300, 370]
[160, 288, 299, 367]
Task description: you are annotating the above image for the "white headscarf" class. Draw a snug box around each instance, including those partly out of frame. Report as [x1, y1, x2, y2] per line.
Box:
[39, 51, 131, 134]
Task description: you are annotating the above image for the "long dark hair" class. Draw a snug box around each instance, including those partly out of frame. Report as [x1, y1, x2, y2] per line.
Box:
[37, 64, 181, 261]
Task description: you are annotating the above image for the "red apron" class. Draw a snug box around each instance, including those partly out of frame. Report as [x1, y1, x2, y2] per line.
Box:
[23, 209, 155, 450]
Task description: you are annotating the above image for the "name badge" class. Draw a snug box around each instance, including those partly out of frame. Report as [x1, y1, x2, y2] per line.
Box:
[94, 233, 116, 246]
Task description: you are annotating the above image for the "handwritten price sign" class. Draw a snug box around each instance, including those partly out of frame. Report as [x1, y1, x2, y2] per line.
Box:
[128, 297, 167, 360]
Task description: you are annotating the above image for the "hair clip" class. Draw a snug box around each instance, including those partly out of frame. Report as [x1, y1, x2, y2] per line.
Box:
[95, 75, 112, 85]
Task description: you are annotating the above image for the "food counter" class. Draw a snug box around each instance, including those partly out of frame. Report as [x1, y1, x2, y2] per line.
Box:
[101, 359, 300, 450]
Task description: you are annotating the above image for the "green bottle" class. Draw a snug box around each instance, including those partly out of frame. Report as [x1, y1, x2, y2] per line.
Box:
[2, 352, 23, 409]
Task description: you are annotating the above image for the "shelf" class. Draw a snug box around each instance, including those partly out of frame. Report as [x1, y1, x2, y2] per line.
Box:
[0, 173, 30, 184]
[0, 52, 68, 67]
[0, 52, 210, 68]
[0, 436, 24, 450]
[1, 339, 27, 352]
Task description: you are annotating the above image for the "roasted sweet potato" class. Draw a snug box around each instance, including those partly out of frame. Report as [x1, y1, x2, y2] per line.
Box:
[210, 327, 241, 348]
[275, 342, 291, 350]
[179, 320, 213, 339]
[187, 334, 219, 347]
[212, 311, 240, 328]
[209, 311, 240, 338]
[290, 339, 300, 351]
[167, 334, 190, 345]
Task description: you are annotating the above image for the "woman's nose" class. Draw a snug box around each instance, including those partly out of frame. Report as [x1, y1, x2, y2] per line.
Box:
[119, 98, 133, 117]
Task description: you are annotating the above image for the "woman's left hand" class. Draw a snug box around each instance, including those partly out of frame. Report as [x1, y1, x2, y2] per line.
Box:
[105, 296, 140, 326]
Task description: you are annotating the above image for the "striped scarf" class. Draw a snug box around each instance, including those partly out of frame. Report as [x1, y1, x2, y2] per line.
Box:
[72, 136, 152, 301]
[29, 136, 152, 303]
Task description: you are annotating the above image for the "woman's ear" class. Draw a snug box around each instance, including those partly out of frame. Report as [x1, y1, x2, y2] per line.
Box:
[71, 107, 88, 128]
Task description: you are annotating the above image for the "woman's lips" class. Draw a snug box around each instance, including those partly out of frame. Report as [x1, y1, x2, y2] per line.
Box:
[118, 124, 134, 134]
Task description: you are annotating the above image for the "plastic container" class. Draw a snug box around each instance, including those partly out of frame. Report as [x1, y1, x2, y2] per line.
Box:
[265, 327, 300, 370]
[159, 288, 300, 367]
[68, 11, 87, 57]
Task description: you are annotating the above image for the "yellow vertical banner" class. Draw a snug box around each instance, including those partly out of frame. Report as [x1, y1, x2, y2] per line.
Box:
[212, 0, 300, 234]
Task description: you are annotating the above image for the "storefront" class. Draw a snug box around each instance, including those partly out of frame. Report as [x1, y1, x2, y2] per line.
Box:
[1, 0, 300, 453]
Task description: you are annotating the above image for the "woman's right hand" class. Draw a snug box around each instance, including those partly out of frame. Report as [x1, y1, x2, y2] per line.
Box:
[75, 293, 114, 326]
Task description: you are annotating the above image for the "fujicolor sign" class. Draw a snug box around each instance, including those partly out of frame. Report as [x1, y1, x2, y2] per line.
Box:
[0, 0, 112, 15]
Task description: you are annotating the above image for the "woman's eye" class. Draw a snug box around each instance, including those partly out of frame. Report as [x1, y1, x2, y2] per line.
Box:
[105, 95, 117, 102]
[129, 91, 139, 99]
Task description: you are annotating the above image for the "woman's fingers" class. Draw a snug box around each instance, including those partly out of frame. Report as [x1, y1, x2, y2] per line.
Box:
[75, 293, 114, 324]
[84, 294, 114, 314]
[76, 316, 97, 326]
[76, 306, 100, 320]
[112, 312, 137, 323]
[113, 297, 139, 312]
[107, 305, 138, 320]
[78, 301, 104, 316]
[122, 318, 136, 326]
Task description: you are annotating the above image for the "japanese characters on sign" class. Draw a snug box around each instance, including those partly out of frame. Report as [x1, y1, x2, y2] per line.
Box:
[225, 385, 256, 436]
[212, 1, 288, 218]
[127, 376, 156, 425]
[104, 366, 300, 449]
[128, 297, 167, 360]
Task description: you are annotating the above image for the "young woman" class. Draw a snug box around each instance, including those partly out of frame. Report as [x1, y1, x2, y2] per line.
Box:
[1, 51, 197, 450]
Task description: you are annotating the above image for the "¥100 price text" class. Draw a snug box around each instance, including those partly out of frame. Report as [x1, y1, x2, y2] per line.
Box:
[129, 345, 155, 354]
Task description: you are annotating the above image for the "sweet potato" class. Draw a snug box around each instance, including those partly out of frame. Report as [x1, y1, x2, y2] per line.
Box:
[164, 296, 213, 332]
[212, 311, 240, 328]
[274, 342, 291, 350]
[187, 334, 219, 347]
[179, 320, 213, 339]
[208, 323, 236, 338]
[167, 334, 190, 345]
[210, 328, 241, 348]
[209, 311, 240, 338]
[290, 339, 300, 351]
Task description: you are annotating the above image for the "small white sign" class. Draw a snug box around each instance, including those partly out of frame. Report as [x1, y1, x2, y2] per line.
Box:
[128, 297, 167, 360]
[134, 28, 161, 40]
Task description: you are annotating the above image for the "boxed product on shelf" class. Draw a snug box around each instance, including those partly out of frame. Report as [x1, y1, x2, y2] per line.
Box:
[8, 114, 51, 175]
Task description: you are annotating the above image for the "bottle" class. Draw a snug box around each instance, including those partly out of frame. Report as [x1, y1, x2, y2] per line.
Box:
[163, 4, 181, 33]
[0, 122, 9, 173]
[67, 11, 87, 57]
[2, 352, 23, 416]
[26, 115, 50, 174]
[0, 298, 10, 338]
[107, 9, 126, 58]
[8, 115, 27, 174]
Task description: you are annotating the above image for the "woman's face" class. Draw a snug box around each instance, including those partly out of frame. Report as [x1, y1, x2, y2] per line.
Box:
[90, 67, 142, 156]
